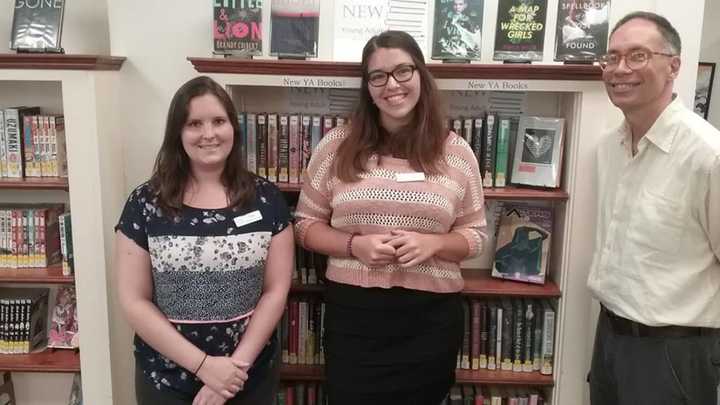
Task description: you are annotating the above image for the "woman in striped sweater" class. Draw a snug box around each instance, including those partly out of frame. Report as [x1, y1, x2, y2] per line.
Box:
[295, 31, 487, 405]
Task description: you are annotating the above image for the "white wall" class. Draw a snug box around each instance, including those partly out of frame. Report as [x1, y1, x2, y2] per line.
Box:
[700, 0, 720, 128]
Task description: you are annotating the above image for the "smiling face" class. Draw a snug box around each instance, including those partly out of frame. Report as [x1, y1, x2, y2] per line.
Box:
[181, 93, 234, 173]
[366, 47, 422, 133]
[603, 18, 680, 116]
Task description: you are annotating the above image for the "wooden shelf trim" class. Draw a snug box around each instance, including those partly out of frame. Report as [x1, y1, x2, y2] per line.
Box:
[290, 270, 560, 298]
[188, 57, 601, 81]
[0, 54, 125, 71]
[0, 349, 80, 372]
[0, 265, 73, 284]
[280, 364, 553, 386]
[0, 177, 69, 190]
[280, 183, 567, 200]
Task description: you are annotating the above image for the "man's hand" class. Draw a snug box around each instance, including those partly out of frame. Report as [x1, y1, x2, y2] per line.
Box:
[387, 230, 439, 267]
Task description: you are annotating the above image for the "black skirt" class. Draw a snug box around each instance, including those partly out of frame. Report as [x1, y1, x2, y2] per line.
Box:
[323, 281, 464, 405]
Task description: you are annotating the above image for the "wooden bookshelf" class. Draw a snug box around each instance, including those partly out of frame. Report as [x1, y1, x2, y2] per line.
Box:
[0, 265, 73, 284]
[278, 182, 566, 200]
[188, 57, 602, 81]
[0, 54, 125, 71]
[461, 270, 560, 298]
[0, 177, 69, 191]
[280, 364, 324, 381]
[290, 270, 560, 298]
[0, 349, 80, 372]
[280, 364, 552, 386]
[455, 368, 553, 386]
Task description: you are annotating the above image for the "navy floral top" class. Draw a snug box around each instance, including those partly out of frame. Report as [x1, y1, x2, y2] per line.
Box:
[115, 177, 291, 396]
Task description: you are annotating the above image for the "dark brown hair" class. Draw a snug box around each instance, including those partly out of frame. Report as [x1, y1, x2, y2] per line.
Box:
[335, 30, 448, 181]
[149, 76, 255, 216]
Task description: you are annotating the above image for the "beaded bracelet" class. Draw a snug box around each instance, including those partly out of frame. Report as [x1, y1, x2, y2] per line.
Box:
[346, 233, 357, 258]
[193, 353, 208, 375]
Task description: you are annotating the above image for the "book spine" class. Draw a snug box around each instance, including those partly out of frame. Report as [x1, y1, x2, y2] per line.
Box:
[267, 114, 279, 182]
[471, 299, 481, 370]
[3, 109, 23, 178]
[463, 118, 473, 144]
[289, 115, 301, 184]
[301, 115, 312, 177]
[501, 299, 513, 371]
[461, 299, 471, 369]
[256, 113, 268, 179]
[245, 113, 257, 174]
[278, 115, 289, 182]
[512, 299, 524, 372]
[523, 299, 535, 372]
[23, 116, 37, 177]
[487, 301, 497, 370]
[237, 113, 246, 170]
[482, 114, 496, 187]
[472, 117, 483, 169]
[540, 300, 555, 375]
[494, 118, 511, 188]
[0, 110, 6, 177]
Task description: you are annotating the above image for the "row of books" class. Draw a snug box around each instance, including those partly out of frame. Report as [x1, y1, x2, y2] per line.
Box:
[238, 112, 346, 183]
[274, 382, 547, 405]
[0, 107, 68, 179]
[445, 385, 547, 405]
[214, 0, 610, 63]
[0, 205, 63, 270]
[280, 297, 325, 366]
[0, 286, 78, 354]
[0, 287, 48, 354]
[293, 246, 323, 286]
[458, 298, 555, 375]
[450, 115, 565, 189]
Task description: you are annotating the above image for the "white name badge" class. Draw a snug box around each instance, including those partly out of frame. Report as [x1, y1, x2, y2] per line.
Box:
[233, 210, 263, 227]
[396, 172, 426, 182]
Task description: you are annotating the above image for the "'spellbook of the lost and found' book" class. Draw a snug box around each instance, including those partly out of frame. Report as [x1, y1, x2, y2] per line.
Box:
[554, 0, 610, 62]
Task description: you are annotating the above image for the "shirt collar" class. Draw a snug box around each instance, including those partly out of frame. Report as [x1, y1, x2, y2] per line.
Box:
[618, 95, 682, 154]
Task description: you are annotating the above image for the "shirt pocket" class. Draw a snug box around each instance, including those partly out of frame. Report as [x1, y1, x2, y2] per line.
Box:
[627, 189, 686, 255]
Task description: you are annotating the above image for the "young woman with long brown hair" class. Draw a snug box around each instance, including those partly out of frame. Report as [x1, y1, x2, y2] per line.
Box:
[295, 31, 488, 405]
[115, 76, 293, 405]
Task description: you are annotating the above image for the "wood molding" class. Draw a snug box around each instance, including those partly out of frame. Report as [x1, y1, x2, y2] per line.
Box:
[0, 54, 125, 71]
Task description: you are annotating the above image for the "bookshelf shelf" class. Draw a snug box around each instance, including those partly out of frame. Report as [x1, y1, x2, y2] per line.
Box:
[289, 270, 560, 298]
[461, 270, 561, 298]
[0, 265, 73, 284]
[278, 183, 567, 200]
[455, 369, 554, 386]
[0, 177, 69, 191]
[188, 58, 602, 81]
[0, 54, 125, 71]
[0, 349, 80, 372]
[279, 364, 553, 386]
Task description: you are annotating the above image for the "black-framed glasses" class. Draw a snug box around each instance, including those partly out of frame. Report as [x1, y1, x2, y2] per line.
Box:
[598, 48, 676, 71]
[367, 64, 417, 87]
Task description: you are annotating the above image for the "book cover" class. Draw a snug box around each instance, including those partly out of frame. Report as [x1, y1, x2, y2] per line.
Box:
[48, 285, 78, 349]
[493, 0, 548, 62]
[213, 0, 262, 56]
[492, 203, 552, 284]
[432, 0, 483, 60]
[510, 116, 565, 188]
[10, 0, 65, 51]
[270, 0, 320, 57]
[554, 0, 610, 62]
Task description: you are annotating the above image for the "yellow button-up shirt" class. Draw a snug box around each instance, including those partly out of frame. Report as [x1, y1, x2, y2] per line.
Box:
[588, 97, 720, 327]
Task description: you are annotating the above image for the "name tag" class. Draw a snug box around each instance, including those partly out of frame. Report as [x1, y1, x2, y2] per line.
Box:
[396, 172, 426, 182]
[233, 210, 263, 227]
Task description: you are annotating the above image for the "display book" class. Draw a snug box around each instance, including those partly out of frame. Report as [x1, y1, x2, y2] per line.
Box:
[9, 0, 66, 53]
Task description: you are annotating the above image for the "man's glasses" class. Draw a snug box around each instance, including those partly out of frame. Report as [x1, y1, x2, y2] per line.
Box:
[598, 48, 676, 71]
[367, 64, 417, 87]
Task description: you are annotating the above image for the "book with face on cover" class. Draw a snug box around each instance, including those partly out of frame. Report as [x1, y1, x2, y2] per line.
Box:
[431, 0, 484, 61]
[10, 0, 65, 52]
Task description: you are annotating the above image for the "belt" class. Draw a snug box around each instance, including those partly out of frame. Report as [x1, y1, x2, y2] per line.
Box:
[601, 306, 720, 338]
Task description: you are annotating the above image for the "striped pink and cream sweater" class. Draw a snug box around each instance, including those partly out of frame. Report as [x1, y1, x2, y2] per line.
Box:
[295, 127, 488, 293]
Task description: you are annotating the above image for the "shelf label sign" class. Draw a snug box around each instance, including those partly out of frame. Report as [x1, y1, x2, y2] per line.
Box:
[466, 80, 530, 91]
[281, 76, 359, 89]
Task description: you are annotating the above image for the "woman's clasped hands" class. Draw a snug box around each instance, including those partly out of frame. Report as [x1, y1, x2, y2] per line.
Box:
[192, 355, 250, 405]
[351, 230, 439, 268]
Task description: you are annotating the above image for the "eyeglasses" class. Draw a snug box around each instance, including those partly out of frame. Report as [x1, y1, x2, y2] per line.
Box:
[367, 64, 417, 87]
[598, 48, 676, 71]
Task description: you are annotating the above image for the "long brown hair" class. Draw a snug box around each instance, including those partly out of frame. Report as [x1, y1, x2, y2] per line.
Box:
[335, 30, 448, 182]
[149, 76, 255, 216]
